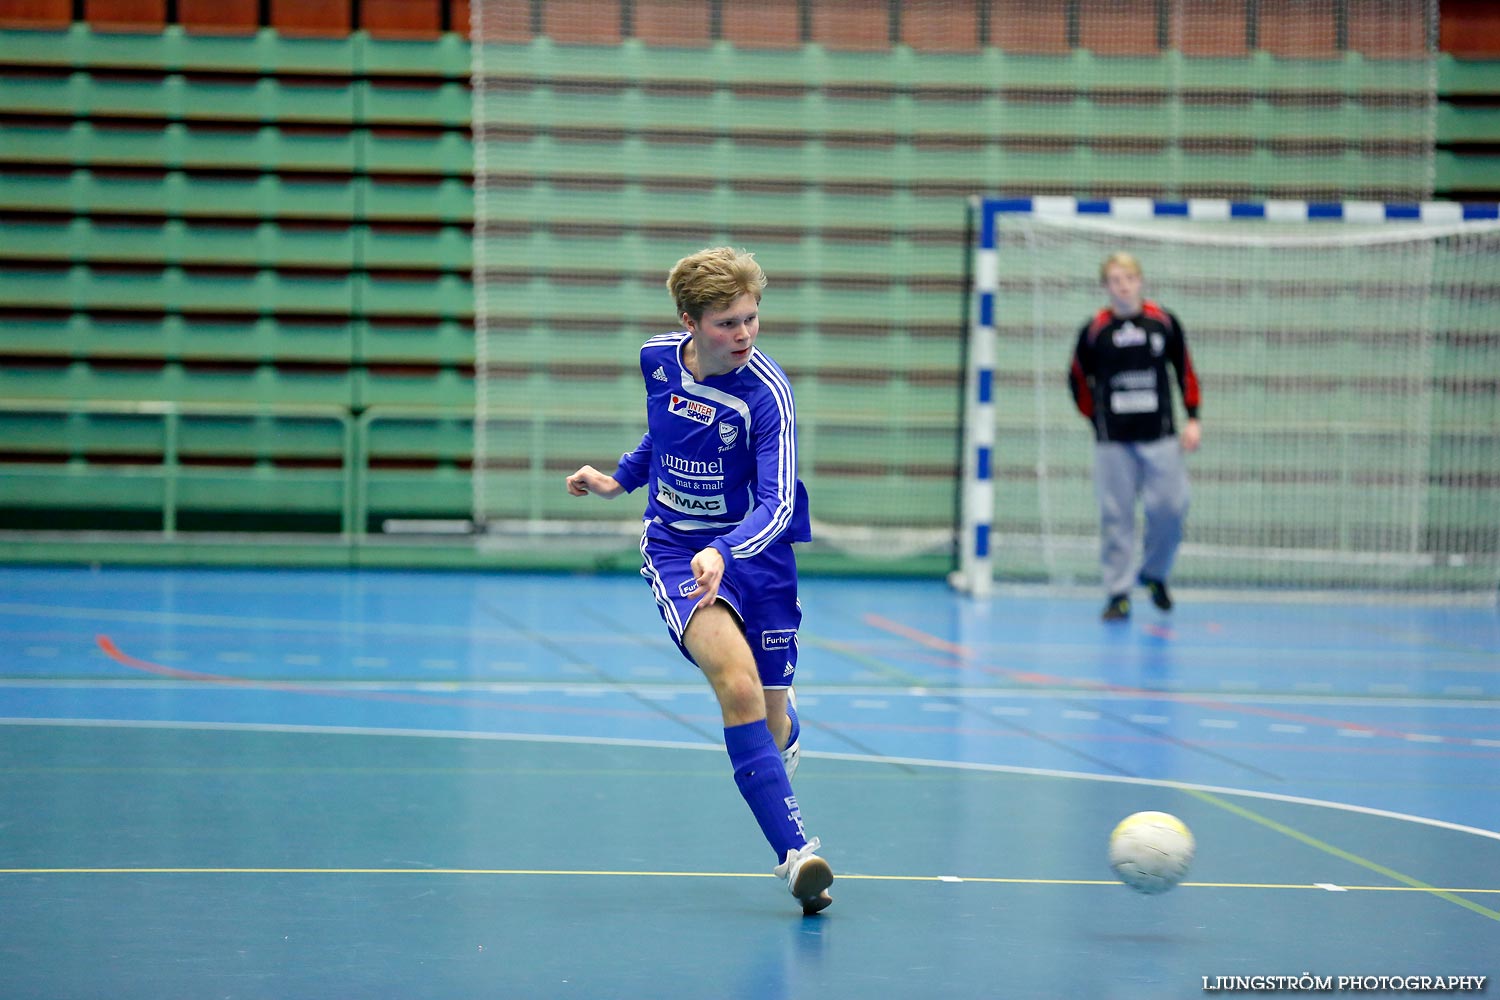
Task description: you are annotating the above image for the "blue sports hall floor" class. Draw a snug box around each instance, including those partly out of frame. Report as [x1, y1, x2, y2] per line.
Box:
[1, 564, 1496, 999]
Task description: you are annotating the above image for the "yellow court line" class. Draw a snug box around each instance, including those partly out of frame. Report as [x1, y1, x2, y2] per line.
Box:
[1186, 788, 1500, 922]
[1, 868, 1497, 895]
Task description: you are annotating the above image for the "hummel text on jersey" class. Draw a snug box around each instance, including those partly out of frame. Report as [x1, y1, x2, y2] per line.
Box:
[661, 453, 723, 477]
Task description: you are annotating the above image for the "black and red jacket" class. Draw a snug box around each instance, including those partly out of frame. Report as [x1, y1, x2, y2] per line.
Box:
[1067, 300, 1201, 443]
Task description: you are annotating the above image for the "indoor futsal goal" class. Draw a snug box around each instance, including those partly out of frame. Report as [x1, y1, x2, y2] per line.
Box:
[957, 196, 1500, 596]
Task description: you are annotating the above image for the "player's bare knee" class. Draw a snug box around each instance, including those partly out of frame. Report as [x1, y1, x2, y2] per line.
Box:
[716, 669, 763, 718]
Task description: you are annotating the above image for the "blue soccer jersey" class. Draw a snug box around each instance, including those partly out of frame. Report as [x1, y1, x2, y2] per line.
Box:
[612, 332, 812, 564]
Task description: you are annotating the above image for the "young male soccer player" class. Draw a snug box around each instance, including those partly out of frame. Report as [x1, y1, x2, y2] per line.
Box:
[564, 246, 834, 914]
[1068, 252, 1202, 622]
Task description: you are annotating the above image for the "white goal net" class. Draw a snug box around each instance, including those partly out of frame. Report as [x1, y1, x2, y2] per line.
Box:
[965, 200, 1500, 593]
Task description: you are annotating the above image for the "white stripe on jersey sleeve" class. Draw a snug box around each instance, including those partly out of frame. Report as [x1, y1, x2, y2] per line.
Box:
[641, 331, 689, 369]
[733, 352, 796, 558]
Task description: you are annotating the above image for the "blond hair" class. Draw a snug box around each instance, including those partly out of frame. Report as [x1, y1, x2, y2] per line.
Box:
[667, 247, 767, 321]
[1100, 252, 1143, 283]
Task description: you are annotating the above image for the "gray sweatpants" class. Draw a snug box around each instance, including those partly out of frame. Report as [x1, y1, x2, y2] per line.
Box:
[1093, 436, 1190, 597]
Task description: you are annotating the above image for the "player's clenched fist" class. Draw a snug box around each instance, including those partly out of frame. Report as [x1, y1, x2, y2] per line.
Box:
[565, 465, 625, 499]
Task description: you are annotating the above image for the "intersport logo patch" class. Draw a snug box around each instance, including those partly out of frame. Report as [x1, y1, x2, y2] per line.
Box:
[669, 394, 716, 425]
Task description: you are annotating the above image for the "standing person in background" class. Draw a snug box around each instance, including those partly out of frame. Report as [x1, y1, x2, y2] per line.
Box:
[1068, 252, 1202, 622]
[564, 246, 833, 914]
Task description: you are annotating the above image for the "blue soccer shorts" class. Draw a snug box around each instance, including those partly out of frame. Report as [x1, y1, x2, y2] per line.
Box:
[638, 527, 801, 690]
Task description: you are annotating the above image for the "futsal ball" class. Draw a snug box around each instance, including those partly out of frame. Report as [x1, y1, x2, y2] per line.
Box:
[1108, 811, 1195, 894]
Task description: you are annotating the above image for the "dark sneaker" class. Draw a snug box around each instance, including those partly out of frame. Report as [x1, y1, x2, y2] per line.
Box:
[1101, 594, 1131, 621]
[1141, 577, 1173, 611]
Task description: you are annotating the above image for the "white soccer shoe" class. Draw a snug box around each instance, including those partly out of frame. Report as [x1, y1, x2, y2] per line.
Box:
[780, 688, 800, 781]
[774, 836, 833, 915]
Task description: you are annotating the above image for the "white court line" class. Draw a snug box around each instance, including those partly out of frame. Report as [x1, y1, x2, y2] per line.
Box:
[3, 716, 1498, 844]
[987, 582, 1499, 608]
[0, 602, 524, 640]
[1, 678, 1496, 710]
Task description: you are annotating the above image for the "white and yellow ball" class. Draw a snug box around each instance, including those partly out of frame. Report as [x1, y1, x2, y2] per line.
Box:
[1108, 811, 1194, 894]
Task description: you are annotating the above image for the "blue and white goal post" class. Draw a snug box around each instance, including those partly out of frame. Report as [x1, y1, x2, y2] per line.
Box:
[956, 195, 1500, 599]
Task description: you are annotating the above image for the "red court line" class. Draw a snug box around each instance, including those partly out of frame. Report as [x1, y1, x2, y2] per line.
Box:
[862, 614, 1499, 751]
[93, 634, 675, 724]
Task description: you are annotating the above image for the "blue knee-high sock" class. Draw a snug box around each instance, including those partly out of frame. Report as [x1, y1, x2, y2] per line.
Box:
[784, 694, 800, 749]
[724, 720, 806, 862]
